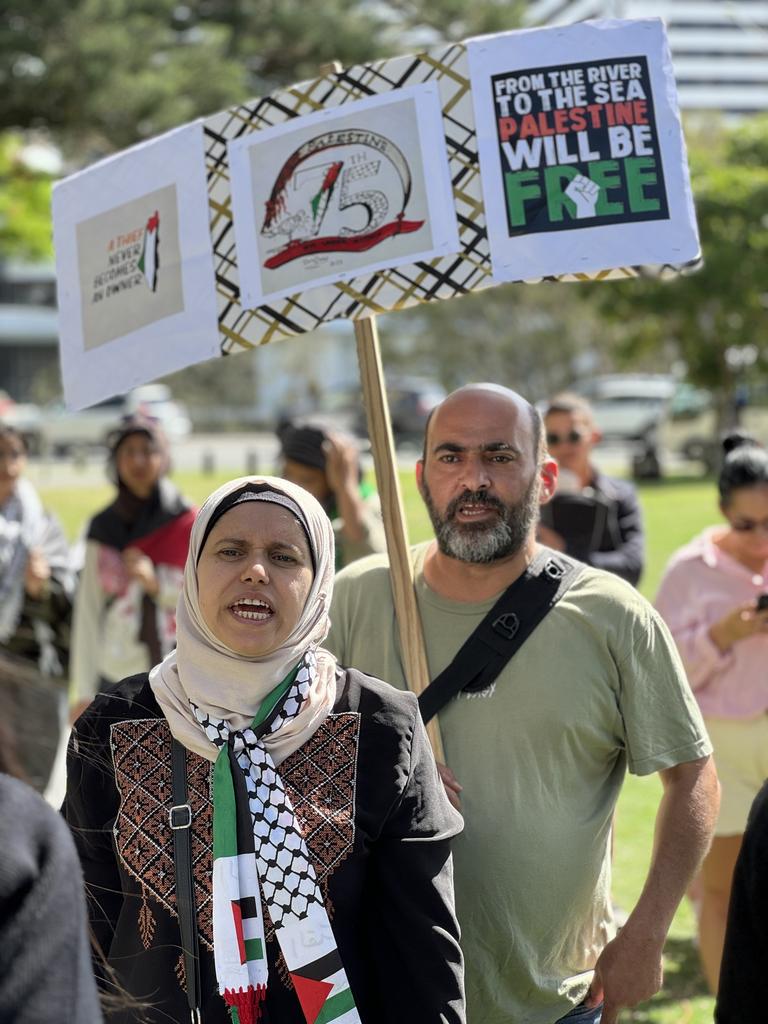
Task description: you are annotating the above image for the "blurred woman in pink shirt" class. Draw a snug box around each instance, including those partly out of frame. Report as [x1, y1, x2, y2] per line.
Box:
[656, 434, 768, 993]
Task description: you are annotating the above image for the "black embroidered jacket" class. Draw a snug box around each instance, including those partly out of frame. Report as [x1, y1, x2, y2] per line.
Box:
[63, 669, 465, 1023]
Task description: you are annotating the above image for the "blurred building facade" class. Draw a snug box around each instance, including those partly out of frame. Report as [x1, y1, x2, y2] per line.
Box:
[0, 263, 58, 402]
[525, 0, 768, 115]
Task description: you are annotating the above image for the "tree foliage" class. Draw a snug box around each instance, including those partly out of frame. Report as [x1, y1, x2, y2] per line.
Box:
[0, 0, 524, 154]
[586, 116, 768, 426]
[1, 1, 250, 154]
[0, 0, 523, 264]
[0, 133, 54, 260]
[380, 279, 613, 403]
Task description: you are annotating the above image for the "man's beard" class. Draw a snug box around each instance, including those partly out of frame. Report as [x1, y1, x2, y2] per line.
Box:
[421, 475, 540, 564]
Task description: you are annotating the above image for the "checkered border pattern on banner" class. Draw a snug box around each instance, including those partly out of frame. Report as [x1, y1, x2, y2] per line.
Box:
[203, 43, 699, 356]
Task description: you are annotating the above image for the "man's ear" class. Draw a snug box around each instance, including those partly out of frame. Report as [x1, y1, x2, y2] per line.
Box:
[591, 427, 603, 446]
[539, 458, 558, 505]
[415, 459, 425, 495]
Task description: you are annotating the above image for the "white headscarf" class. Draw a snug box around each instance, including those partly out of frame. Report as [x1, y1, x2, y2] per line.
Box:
[150, 476, 338, 765]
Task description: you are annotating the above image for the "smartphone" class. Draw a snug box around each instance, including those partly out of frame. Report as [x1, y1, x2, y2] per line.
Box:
[756, 594, 768, 611]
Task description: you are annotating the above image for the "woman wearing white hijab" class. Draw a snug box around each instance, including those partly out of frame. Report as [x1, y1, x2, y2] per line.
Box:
[64, 476, 464, 1024]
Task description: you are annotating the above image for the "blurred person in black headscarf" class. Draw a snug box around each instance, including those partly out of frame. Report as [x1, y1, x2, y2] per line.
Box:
[71, 415, 196, 715]
[277, 418, 385, 569]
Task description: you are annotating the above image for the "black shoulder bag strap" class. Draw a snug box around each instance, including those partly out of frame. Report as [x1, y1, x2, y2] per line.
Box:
[418, 552, 582, 724]
[170, 738, 203, 1024]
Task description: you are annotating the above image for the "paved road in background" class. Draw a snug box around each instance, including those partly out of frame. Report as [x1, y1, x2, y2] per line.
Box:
[26, 431, 405, 487]
[26, 431, 688, 490]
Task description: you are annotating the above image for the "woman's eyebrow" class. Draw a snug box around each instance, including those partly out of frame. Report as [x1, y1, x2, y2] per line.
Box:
[273, 540, 306, 553]
[213, 535, 305, 553]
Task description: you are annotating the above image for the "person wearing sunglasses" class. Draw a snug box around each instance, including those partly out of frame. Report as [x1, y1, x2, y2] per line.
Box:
[537, 393, 645, 585]
[656, 433, 768, 994]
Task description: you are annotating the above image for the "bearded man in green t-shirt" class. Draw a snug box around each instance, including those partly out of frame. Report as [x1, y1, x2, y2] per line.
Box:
[326, 383, 719, 1024]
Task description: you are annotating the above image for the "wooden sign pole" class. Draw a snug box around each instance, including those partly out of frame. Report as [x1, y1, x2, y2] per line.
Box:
[317, 60, 444, 762]
[353, 316, 445, 763]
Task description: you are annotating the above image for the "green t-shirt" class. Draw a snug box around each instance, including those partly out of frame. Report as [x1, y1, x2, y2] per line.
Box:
[331, 489, 386, 570]
[326, 543, 711, 1024]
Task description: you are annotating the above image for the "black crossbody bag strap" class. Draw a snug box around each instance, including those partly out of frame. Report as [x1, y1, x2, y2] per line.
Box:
[419, 553, 582, 724]
[170, 738, 203, 1024]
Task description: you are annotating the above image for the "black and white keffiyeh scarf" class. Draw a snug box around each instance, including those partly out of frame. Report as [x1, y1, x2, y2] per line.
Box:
[193, 649, 361, 1024]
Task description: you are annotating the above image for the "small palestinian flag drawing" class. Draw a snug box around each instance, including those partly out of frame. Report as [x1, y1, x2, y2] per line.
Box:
[309, 161, 343, 232]
[138, 210, 160, 291]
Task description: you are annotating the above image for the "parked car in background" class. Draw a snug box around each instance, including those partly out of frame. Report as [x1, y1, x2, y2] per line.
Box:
[566, 374, 768, 477]
[28, 384, 192, 455]
[574, 374, 677, 445]
[301, 376, 446, 448]
[565, 374, 677, 479]
[352, 376, 446, 444]
[386, 377, 446, 443]
[661, 382, 768, 474]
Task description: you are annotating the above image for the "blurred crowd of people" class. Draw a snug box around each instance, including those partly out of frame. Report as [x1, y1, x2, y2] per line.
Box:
[0, 389, 766, 1023]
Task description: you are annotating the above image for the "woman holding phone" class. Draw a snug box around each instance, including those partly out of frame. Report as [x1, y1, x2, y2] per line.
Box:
[656, 434, 768, 992]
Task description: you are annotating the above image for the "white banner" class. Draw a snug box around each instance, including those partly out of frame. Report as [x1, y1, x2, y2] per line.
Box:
[51, 19, 700, 408]
[228, 84, 460, 307]
[52, 122, 220, 409]
[468, 19, 700, 282]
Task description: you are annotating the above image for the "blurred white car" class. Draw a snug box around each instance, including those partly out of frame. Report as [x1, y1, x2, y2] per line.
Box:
[575, 374, 677, 444]
[30, 384, 192, 455]
[124, 384, 193, 441]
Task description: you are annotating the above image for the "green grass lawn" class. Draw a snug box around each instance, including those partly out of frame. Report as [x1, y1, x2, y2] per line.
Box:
[37, 464, 721, 1022]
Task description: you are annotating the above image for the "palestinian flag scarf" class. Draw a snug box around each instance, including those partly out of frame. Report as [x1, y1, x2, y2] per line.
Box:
[192, 650, 361, 1024]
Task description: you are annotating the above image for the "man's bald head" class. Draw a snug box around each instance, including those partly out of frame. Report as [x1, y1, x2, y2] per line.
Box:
[422, 384, 545, 466]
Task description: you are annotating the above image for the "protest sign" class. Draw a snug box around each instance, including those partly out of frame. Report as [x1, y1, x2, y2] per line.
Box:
[204, 41, 486, 358]
[53, 122, 219, 409]
[228, 84, 459, 308]
[50, 19, 700, 752]
[468, 19, 699, 282]
[53, 19, 699, 405]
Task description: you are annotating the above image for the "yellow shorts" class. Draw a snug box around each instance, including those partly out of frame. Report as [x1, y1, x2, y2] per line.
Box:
[705, 714, 768, 836]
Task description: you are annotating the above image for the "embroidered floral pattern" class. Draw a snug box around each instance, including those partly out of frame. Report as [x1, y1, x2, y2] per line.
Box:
[110, 713, 360, 952]
[138, 887, 156, 949]
[111, 719, 215, 948]
[282, 713, 359, 878]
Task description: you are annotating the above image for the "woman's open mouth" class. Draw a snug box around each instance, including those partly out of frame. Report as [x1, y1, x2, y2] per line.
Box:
[229, 598, 273, 622]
